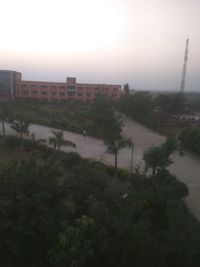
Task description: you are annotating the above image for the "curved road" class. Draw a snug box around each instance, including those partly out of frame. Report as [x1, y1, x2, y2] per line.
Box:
[4, 118, 200, 220]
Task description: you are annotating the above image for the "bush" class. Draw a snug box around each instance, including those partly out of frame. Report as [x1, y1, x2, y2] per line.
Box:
[22, 139, 39, 152]
[1, 136, 21, 149]
[171, 179, 189, 198]
[154, 169, 189, 199]
[60, 152, 82, 167]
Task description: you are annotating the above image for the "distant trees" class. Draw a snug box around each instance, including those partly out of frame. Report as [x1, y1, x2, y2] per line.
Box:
[117, 93, 151, 124]
[49, 130, 76, 150]
[152, 93, 186, 114]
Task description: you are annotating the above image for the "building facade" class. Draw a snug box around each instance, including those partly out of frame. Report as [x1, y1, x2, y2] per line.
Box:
[0, 70, 122, 102]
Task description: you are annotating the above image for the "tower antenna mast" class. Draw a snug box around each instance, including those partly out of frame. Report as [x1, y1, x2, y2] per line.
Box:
[180, 38, 189, 93]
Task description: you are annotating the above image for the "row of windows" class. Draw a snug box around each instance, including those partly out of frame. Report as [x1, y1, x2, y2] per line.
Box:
[21, 84, 119, 91]
[22, 84, 66, 89]
[21, 91, 65, 96]
[78, 87, 118, 92]
[20, 91, 118, 97]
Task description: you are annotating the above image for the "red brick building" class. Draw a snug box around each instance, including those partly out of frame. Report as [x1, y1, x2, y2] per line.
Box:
[0, 70, 122, 102]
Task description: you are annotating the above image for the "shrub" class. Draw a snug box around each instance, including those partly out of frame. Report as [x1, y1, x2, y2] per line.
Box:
[1, 136, 21, 149]
[60, 152, 82, 167]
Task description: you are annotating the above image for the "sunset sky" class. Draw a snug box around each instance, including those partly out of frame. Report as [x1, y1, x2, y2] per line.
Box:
[0, 0, 199, 91]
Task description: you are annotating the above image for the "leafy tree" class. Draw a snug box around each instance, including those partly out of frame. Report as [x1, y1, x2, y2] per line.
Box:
[55, 215, 95, 266]
[143, 138, 177, 176]
[90, 94, 122, 139]
[49, 130, 76, 150]
[105, 136, 132, 178]
[117, 93, 151, 123]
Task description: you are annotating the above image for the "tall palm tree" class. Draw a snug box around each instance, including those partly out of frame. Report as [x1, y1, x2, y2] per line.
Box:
[11, 118, 29, 141]
[130, 140, 134, 175]
[49, 130, 76, 151]
[0, 101, 12, 137]
[104, 136, 132, 178]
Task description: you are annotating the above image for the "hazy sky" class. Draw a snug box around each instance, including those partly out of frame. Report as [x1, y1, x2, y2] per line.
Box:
[0, 0, 199, 91]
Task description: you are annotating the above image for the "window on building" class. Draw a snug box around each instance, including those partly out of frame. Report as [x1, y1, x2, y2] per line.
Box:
[40, 85, 47, 88]
[41, 92, 47, 95]
[68, 85, 76, 90]
[67, 91, 75, 96]
[78, 93, 82, 96]
[60, 93, 65, 96]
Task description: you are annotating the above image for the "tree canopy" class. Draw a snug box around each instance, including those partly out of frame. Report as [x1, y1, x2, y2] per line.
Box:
[143, 138, 177, 175]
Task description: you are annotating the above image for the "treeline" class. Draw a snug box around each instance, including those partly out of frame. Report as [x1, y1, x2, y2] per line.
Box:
[0, 136, 200, 267]
[0, 96, 121, 139]
[0, 92, 187, 138]
[116, 92, 186, 127]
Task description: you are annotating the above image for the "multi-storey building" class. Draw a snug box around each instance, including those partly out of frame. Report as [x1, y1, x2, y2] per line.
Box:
[0, 70, 122, 102]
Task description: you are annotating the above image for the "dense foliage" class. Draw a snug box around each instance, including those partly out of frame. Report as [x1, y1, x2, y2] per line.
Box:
[143, 138, 177, 175]
[116, 93, 151, 125]
[187, 92, 200, 112]
[116, 92, 191, 132]
[179, 127, 200, 154]
[0, 97, 121, 139]
[0, 93, 197, 141]
[0, 138, 200, 267]
[152, 93, 186, 114]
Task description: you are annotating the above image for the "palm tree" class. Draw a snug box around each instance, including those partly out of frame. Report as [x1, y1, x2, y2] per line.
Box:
[104, 136, 132, 178]
[11, 118, 29, 141]
[130, 140, 134, 175]
[49, 130, 76, 151]
[0, 101, 12, 137]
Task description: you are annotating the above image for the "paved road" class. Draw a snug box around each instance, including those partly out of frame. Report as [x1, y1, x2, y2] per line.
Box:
[3, 118, 200, 220]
